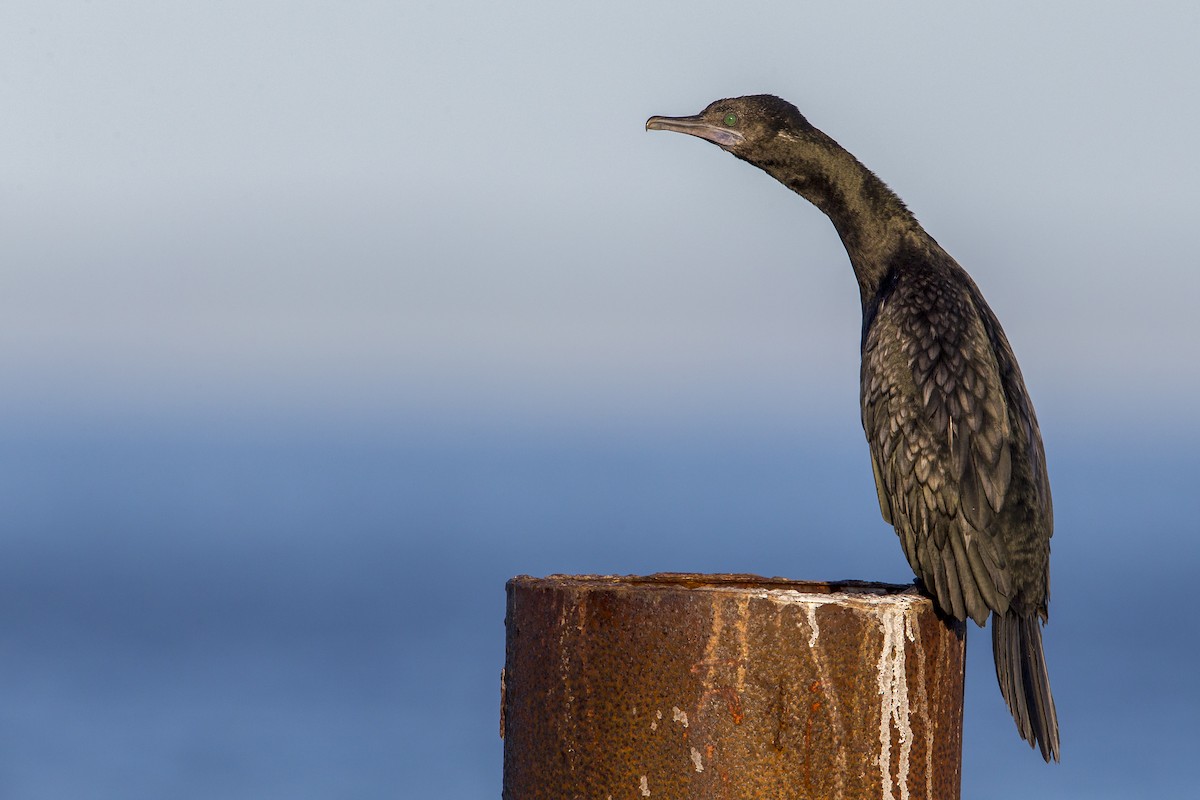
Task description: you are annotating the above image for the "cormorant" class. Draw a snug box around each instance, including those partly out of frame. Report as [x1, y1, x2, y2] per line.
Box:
[647, 95, 1059, 762]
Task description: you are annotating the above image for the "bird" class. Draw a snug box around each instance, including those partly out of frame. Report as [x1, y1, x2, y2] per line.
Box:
[647, 95, 1059, 762]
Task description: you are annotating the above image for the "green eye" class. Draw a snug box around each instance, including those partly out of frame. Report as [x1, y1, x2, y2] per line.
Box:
[723, 112, 738, 126]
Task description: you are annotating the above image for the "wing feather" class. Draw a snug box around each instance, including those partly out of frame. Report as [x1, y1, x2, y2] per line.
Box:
[861, 262, 1017, 623]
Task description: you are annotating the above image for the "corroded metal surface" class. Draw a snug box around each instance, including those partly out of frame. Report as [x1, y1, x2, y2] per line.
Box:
[502, 573, 965, 800]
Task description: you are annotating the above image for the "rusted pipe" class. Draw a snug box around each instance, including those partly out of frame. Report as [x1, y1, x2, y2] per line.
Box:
[502, 573, 965, 800]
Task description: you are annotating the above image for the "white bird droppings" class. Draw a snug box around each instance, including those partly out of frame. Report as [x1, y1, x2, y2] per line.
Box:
[876, 597, 921, 800]
[805, 604, 820, 648]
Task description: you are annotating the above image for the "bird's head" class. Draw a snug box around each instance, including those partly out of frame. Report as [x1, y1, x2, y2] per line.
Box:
[645, 94, 811, 153]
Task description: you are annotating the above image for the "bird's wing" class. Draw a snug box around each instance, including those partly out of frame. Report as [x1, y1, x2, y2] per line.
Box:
[861, 269, 1014, 625]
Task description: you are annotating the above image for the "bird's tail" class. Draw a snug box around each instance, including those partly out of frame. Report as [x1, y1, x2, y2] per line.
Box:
[992, 612, 1060, 762]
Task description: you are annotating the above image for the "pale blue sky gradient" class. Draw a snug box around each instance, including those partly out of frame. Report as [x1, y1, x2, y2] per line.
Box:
[3, 2, 1198, 436]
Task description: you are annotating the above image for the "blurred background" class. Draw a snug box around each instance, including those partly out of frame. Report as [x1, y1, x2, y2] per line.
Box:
[2, 2, 1198, 797]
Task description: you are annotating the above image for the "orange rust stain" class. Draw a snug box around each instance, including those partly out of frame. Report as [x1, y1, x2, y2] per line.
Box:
[698, 685, 745, 724]
[722, 687, 745, 724]
[689, 657, 745, 674]
[810, 701, 822, 713]
[808, 679, 821, 693]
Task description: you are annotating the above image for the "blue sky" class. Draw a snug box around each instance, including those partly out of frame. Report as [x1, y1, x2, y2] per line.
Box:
[3, 2, 1198, 437]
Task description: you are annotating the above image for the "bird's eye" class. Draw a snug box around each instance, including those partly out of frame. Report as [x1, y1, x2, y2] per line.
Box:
[723, 112, 738, 126]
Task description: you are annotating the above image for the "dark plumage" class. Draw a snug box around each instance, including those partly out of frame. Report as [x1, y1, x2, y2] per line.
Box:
[647, 95, 1059, 761]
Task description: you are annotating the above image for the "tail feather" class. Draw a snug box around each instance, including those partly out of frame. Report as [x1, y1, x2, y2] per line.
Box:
[992, 612, 1060, 762]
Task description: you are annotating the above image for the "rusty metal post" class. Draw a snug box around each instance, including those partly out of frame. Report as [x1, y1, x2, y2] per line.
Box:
[501, 573, 965, 800]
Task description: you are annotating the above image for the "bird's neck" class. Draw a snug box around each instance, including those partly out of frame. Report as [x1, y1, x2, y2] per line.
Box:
[753, 129, 921, 307]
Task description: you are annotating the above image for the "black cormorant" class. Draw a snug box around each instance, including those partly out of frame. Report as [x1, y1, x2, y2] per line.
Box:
[647, 95, 1059, 762]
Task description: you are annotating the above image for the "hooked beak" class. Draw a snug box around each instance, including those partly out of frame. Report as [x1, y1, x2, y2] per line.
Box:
[645, 114, 745, 147]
